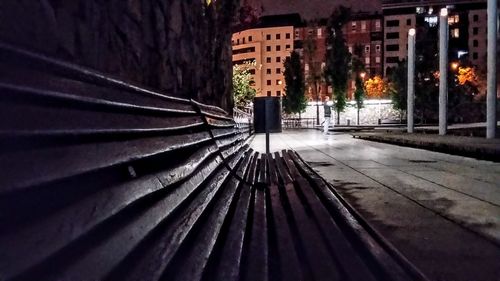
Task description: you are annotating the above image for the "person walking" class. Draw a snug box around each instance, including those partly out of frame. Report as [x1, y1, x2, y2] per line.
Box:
[323, 96, 332, 134]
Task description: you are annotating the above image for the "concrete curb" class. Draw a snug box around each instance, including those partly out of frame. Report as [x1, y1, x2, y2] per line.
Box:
[352, 133, 500, 162]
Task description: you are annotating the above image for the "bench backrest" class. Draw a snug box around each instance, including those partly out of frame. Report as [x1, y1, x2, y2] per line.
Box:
[0, 42, 251, 280]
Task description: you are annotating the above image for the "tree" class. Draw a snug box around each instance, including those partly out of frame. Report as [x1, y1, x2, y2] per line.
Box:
[283, 51, 307, 115]
[351, 44, 365, 125]
[304, 23, 324, 125]
[364, 75, 388, 99]
[387, 60, 408, 122]
[354, 76, 365, 125]
[232, 61, 256, 108]
[325, 6, 351, 124]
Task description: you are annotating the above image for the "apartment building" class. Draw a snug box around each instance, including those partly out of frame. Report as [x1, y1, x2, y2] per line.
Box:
[232, 14, 299, 97]
[343, 14, 384, 98]
[382, 0, 489, 75]
[293, 24, 329, 101]
[468, 8, 487, 72]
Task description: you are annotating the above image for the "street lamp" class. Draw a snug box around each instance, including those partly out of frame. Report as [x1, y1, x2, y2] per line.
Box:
[360, 72, 366, 79]
[451, 62, 459, 70]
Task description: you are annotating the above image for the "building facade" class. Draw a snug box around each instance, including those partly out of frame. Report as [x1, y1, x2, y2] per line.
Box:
[382, 0, 489, 75]
[232, 15, 300, 98]
[343, 14, 384, 98]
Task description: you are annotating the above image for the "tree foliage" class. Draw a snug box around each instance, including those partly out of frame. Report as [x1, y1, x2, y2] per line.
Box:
[387, 60, 408, 112]
[283, 51, 307, 115]
[325, 6, 351, 122]
[232, 61, 256, 108]
[364, 75, 388, 99]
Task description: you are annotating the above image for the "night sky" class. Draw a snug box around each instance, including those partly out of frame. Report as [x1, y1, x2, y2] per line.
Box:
[248, 0, 381, 19]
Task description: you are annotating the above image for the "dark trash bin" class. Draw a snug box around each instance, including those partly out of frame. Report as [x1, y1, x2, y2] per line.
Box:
[253, 96, 282, 133]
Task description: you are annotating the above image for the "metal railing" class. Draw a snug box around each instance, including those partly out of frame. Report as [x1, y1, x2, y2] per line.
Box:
[283, 118, 317, 129]
[233, 107, 254, 136]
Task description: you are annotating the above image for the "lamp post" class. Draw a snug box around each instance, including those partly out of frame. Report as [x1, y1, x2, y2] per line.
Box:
[486, 0, 497, 139]
[358, 72, 366, 125]
[407, 28, 416, 133]
[439, 8, 449, 136]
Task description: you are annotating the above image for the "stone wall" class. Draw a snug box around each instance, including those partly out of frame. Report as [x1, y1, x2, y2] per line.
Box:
[301, 100, 403, 125]
[0, 0, 238, 110]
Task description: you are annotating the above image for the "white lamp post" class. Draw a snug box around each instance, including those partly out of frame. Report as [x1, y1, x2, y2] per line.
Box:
[486, 0, 497, 139]
[407, 28, 416, 133]
[439, 8, 449, 135]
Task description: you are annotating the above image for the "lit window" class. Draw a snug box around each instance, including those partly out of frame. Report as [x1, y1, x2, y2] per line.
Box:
[424, 16, 438, 27]
[451, 28, 460, 38]
[305, 64, 309, 71]
[376, 57, 381, 63]
[416, 7, 425, 14]
[317, 28, 322, 38]
[365, 57, 370, 64]
[351, 21, 357, 31]
[361, 21, 366, 31]
[348, 46, 353, 54]
[448, 15, 459, 25]
[375, 20, 381, 29]
[276, 80, 281, 85]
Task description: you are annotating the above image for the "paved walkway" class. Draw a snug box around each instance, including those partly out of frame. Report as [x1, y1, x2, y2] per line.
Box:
[250, 130, 500, 281]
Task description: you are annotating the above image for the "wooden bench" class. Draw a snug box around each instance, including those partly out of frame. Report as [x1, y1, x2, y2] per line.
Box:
[0, 43, 427, 281]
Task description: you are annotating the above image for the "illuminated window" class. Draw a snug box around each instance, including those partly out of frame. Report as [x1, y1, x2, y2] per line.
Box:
[317, 28, 322, 38]
[365, 57, 370, 64]
[361, 21, 366, 31]
[424, 16, 438, 27]
[376, 56, 381, 63]
[352, 21, 357, 31]
[451, 28, 460, 38]
[375, 20, 381, 29]
[448, 15, 459, 25]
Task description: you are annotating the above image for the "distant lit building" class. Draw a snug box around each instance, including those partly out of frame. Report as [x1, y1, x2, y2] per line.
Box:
[381, 0, 489, 75]
[231, 14, 300, 97]
[343, 13, 384, 98]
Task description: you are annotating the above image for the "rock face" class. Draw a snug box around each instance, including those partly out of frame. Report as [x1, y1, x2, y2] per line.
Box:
[0, 0, 237, 111]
